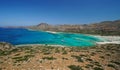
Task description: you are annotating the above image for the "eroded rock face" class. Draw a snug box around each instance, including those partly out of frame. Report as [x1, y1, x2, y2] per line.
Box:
[0, 42, 14, 51]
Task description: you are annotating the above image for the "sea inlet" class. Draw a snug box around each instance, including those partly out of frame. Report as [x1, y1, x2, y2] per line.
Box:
[0, 28, 103, 47]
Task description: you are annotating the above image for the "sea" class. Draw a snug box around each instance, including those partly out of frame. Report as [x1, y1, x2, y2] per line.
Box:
[0, 28, 103, 47]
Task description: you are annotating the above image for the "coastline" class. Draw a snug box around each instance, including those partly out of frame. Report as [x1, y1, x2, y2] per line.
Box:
[22, 28, 120, 45]
[44, 30, 120, 45]
[15, 35, 120, 47]
[15, 44, 65, 47]
[1, 29, 120, 70]
[92, 35, 120, 44]
[27, 28, 58, 34]
[45, 31, 57, 34]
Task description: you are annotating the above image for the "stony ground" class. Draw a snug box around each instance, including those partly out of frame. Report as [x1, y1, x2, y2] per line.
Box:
[0, 44, 120, 70]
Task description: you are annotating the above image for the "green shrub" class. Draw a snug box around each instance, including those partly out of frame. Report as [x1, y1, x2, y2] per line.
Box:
[86, 58, 93, 61]
[71, 55, 83, 62]
[62, 57, 68, 60]
[10, 48, 19, 52]
[90, 52, 96, 56]
[0, 50, 11, 56]
[14, 53, 20, 56]
[62, 50, 67, 54]
[12, 56, 28, 62]
[99, 56, 104, 59]
[107, 64, 115, 68]
[94, 67, 103, 70]
[111, 61, 120, 65]
[85, 64, 93, 68]
[55, 48, 60, 53]
[68, 65, 83, 70]
[43, 52, 51, 55]
[12, 55, 34, 62]
[42, 56, 56, 60]
[93, 62, 101, 67]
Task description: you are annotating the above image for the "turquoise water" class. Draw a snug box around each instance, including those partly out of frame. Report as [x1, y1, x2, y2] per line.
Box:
[0, 28, 102, 47]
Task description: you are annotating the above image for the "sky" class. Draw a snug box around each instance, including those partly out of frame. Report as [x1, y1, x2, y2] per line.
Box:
[0, 0, 120, 26]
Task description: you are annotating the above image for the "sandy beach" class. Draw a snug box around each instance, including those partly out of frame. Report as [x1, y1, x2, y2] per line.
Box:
[46, 31, 57, 34]
[92, 35, 120, 44]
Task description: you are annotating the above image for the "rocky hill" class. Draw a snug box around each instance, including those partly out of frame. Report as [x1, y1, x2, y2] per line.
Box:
[28, 23, 57, 31]
[88, 20, 120, 31]
[27, 19, 120, 35]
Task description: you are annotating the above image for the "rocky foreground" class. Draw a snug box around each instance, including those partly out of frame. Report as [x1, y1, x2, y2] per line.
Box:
[0, 42, 120, 70]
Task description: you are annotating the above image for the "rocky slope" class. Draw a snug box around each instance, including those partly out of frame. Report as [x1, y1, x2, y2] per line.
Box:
[0, 42, 14, 51]
[0, 44, 120, 70]
[88, 20, 120, 31]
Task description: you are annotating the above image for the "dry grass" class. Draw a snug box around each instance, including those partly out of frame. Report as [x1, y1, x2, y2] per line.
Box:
[0, 44, 120, 70]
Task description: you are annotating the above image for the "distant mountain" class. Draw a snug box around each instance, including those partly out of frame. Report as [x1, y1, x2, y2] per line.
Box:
[27, 23, 57, 31]
[88, 20, 120, 31]
[36, 23, 51, 30]
[27, 19, 120, 35]
[28, 19, 120, 30]
[37, 23, 49, 26]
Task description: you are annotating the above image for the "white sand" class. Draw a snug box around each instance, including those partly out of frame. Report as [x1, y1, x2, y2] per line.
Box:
[46, 31, 57, 34]
[27, 29, 57, 34]
[92, 35, 120, 44]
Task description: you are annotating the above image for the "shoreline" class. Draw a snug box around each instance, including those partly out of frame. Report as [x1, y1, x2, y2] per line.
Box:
[20, 29, 120, 45]
[15, 44, 65, 47]
[45, 31, 120, 45]
[45, 31, 57, 34]
[27, 28, 58, 34]
[92, 35, 120, 44]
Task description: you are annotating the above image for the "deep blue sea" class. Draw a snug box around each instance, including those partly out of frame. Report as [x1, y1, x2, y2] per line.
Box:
[0, 28, 102, 47]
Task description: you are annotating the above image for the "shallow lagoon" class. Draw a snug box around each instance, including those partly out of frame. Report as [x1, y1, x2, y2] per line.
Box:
[0, 28, 103, 47]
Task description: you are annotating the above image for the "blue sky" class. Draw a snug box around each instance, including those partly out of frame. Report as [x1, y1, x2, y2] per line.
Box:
[0, 0, 120, 26]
